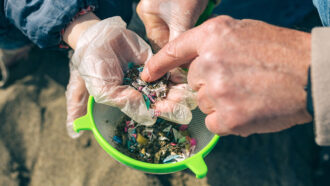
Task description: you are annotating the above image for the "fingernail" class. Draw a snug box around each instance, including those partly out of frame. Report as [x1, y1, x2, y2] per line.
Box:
[141, 67, 151, 82]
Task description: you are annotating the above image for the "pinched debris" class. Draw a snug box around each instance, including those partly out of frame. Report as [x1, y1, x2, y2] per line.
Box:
[112, 64, 196, 164]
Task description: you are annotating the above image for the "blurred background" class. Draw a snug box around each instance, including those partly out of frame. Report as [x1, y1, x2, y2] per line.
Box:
[0, 0, 328, 186]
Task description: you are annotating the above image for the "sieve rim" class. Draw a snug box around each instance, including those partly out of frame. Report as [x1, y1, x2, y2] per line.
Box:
[74, 96, 220, 177]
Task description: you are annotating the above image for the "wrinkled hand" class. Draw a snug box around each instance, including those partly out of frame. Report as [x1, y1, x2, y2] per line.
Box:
[137, 0, 208, 51]
[141, 15, 313, 137]
[66, 17, 196, 138]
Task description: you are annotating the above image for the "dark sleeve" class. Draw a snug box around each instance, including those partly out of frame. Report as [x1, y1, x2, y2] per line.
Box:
[3, 0, 98, 49]
[0, 0, 8, 34]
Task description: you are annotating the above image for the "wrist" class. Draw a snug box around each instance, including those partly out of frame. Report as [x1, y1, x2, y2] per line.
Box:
[63, 12, 100, 49]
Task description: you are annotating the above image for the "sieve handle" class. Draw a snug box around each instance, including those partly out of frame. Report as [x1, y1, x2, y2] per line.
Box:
[186, 155, 208, 179]
[73, 114, 92, 132]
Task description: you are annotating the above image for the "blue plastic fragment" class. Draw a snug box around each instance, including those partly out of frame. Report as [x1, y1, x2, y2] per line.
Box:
[113, 136, 122, 144]
[137, 66, 144, 72]
[131, 137, 137, 143]
[163, 155, 182, 164]
[128, 62, 135, 69]
[123, 77, 131, 85]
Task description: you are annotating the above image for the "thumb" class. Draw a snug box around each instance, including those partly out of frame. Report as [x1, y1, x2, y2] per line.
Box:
[137, 2, 169, 50]
[66, 67, 89, 138]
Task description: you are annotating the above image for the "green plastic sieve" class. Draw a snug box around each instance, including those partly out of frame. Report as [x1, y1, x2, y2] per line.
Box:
[73, 96, 219, 178]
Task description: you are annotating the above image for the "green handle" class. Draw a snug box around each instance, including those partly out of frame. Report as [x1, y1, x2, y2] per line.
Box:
[196, 0, 215, 26]
[186, 155, 208, 179]
[73, 114, 92, 132]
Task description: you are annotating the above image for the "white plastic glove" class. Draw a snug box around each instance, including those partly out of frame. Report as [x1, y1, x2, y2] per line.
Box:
[66, 17, 197, 138]
[137, 0, 209, 50]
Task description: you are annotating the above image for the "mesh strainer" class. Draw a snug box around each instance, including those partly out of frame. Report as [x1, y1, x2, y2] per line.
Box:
[74, 96, 219, 178]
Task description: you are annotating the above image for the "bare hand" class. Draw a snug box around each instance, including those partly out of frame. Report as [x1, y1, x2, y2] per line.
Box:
[141, 16, 313, 136]
[137, 0, 208, 51]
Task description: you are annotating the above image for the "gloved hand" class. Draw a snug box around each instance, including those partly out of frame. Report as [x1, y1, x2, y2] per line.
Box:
[66, 17, 197, 138]
[137, 0, 209, 51]
[141, 16, 313, 137]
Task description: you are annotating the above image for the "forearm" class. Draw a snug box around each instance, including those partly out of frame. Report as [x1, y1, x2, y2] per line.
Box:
[63, 12, 100, 50]
[4, 0, 100, 48]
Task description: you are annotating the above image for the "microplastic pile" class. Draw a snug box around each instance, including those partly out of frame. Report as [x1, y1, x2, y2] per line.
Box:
[113, 116, 196, 164]
[112, 63, 196, 164]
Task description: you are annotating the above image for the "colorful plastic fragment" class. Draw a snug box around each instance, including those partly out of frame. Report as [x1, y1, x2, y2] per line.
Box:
[114, 116, 195, 164]
[163, 154, 185, 163]
[123, 63, 170, 112]
[113, 136, 122, 144]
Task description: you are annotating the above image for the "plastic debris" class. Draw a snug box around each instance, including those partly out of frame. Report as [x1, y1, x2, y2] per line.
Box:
[137, 133, 148, 145]
[172, 128, 183, 142]
[190, 138, 197, 146]
[113, 136, 122, 144]
[178, 137, 186, 143]
[163, 125, 172, 133]
[151, 109, 161, 118]
[114, 115, 195, 164]
[179, 125, 189, 131]
[116, 63, 195, 163]
[163, 154, 185, 163]
[123, 63, 170, 112]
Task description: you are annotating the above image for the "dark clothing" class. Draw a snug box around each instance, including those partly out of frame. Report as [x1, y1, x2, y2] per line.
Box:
[0, 0, 132, 49]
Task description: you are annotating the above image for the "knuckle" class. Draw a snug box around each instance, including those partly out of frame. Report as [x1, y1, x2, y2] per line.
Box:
[216, 15, 234, 22]
[166, 41, 180, 59]
[187, 72, 204, 91]
[223, 106, 244, 131]
[187, 77, 196, 90]
[136, 0, 152, 13]
[210, 80, 230, 97]
[205, 115, 218, 133]
[203, 50, 220, 61]
[146, 60, 161, 75]
[204, 15, 234, 33]
[196, 89, 204, 103]
[203, 20, 223, 34]
[225, 119, 240, 131]
[136, 2, 143, 16]
[202, 51, 225, 66]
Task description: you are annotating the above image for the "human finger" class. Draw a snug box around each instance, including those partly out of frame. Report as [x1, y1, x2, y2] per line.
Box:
[141, 27, 202, 82]
[205, 112, 230, 136]
[197, 85, 215, 114]
[94, 84, 156, 126]
[165, 84, 197, 110]
[66, 67, 89, 138]
[153, 100, 192, 124]
[136, 0, 170, 50]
